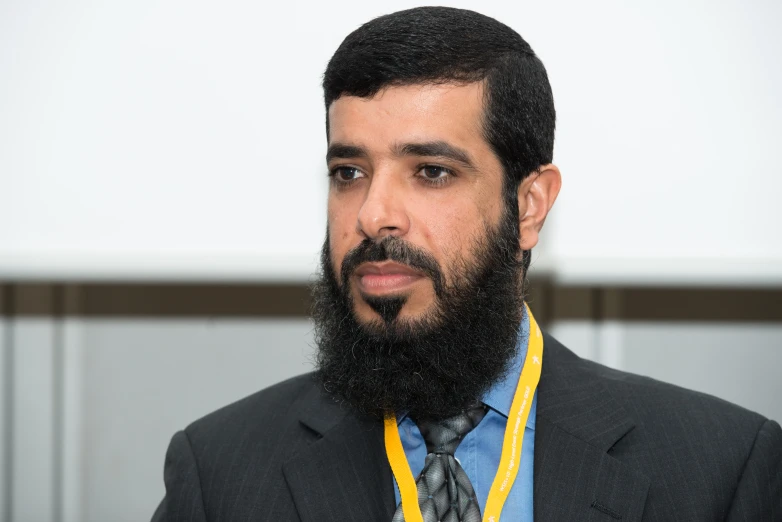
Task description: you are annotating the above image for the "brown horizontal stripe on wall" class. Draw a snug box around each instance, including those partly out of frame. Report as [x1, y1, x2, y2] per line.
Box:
[550, 287, 782, 322]
[1, 282, 781, 322]
[610, 287, 782, 322]
[1, 283, 312, 318]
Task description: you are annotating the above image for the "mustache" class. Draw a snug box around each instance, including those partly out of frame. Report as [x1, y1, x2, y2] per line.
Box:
[340, 236, 445, 297]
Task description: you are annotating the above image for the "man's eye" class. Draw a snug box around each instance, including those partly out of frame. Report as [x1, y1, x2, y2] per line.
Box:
[419, 165, 453, 181]
[331, 167, 365, 182]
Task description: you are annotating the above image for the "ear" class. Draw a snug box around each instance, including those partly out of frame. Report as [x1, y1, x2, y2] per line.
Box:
[517, 164, 562, 251]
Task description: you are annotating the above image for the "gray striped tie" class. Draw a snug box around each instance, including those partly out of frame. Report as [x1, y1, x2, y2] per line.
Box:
[392, 402, 488, 522]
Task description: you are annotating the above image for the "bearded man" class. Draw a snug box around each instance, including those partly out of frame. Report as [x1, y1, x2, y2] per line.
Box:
[152, 7, 781, 522]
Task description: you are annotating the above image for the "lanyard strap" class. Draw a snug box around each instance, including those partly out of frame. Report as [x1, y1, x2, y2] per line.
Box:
[384, 303, 544, 522]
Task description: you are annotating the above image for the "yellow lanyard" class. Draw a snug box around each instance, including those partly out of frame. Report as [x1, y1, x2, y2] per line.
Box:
[384, 303, 544, 522]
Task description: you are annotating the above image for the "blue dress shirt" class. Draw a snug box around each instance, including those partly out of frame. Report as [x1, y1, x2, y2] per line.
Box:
[393, 308, 536, 521]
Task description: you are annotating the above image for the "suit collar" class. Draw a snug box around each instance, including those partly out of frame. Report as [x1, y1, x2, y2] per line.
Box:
[536, 333, 635, 451]
[295, 377, 348, 436]
[283, 381, 395, 522]
[533, 333, 650, 521]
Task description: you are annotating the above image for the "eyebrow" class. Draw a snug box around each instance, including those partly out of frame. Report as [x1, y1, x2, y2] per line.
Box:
[393, 141, 476, 169]
[326, 143, 368, 163]
[326, 140, 476, 169]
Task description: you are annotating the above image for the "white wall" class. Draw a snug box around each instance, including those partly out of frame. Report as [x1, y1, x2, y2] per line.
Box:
[540, 1, 782, 286]
[2, 0, 781, 284]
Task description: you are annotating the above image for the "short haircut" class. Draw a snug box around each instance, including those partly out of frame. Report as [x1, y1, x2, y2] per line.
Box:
[323, 6, 556, 270]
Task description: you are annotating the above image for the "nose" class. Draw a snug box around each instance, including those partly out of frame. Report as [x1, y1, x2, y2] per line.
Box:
[356, 171, 410, 240]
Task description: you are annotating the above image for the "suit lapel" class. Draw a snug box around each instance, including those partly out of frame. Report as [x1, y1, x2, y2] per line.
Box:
[282, 385, 395, 522]
[533, 334, 650, 521]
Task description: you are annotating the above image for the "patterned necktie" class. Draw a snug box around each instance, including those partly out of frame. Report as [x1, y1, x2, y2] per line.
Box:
[392, 402, 489, 522]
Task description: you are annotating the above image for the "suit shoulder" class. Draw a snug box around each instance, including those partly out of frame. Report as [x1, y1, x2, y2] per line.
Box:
[543, 333, 769, 439]
[542, 335, 781, 519]
[184, 372, 318, 440]
[586, 357, 766, 428]
[168, 376, 327, 518]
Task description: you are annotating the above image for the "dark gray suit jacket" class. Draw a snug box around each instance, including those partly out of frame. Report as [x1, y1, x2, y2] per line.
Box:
[152, 334, 782, 521]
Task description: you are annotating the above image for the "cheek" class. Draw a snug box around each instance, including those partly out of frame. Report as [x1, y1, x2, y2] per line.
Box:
[429, 196, 488, 240]
[416, 204, 480, 272]
[327, 202, 355, 282]
[327, 189, 360, 238]
[416, 196, 499, 277]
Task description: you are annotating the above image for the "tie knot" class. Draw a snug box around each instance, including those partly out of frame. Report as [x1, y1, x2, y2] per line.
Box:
[415, 402, 488, 455]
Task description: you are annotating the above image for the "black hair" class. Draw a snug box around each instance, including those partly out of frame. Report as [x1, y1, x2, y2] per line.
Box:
[323, 6, 555, 272]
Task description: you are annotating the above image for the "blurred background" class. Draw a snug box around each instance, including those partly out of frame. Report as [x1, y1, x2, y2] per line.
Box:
[1, 0, 781, 521]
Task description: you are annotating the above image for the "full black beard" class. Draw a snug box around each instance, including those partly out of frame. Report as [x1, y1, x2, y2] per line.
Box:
[312, 207, 526, 421]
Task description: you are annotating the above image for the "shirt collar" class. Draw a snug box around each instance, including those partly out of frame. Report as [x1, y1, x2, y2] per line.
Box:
[480, 305, 536, 430]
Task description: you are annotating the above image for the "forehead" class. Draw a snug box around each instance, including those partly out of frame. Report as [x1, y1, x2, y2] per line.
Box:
[327, 82, 487, 149]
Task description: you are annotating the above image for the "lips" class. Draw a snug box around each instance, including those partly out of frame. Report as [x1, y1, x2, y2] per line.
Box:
[354, 261, 424, 294]
[355, 261, 421, 277]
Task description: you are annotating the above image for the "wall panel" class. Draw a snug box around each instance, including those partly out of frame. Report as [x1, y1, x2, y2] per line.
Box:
[0, 317, 9, 522]
[11, 319, 57, 522]
[75, 318, 314, 522]
[620, 322, 782, 423]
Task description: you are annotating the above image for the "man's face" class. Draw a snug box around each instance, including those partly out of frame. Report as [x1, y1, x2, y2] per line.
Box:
[326, 82, 507, 324]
